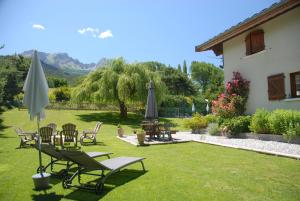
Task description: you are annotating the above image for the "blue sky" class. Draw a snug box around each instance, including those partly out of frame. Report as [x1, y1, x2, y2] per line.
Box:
[0, 0, 278, 68]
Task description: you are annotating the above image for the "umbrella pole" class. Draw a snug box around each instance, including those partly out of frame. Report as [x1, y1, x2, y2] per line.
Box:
[37, 113, 43, 177]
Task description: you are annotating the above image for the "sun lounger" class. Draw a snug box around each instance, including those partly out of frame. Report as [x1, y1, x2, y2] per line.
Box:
[59, 149, 146, 194]
[36, 144, 112, 174]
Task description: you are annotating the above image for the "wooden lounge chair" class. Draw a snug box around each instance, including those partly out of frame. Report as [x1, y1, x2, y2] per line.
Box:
[14, 128, 36, 148]
[39, 127, 55, 145]
[60, 123, 78, 149]
[36, 144, 112, 174]
[59, 149, 146, 194]
[80, 122, 102, 145]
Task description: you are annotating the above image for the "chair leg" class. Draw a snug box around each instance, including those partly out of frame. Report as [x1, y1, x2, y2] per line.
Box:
[80, 136, 84, 146]
[141, 161, 146, 172]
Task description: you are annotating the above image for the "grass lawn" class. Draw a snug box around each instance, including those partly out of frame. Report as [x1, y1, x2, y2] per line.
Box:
[0, 109, 300, 201]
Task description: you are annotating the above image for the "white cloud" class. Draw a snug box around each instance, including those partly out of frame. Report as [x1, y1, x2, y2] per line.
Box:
[32, 24, 45, 30]
[99, 30, 113, 39]
[78, 27, 99, 35]
[78, 29, 86, 34]
[78, 27, 113, 39]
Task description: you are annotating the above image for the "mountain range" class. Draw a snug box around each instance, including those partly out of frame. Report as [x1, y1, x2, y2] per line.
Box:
[21, 50, 112, 84]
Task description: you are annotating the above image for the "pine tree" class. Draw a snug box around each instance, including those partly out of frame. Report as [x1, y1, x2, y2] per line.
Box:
[183, 60, 187, 74]
[177, 64, 181, 72]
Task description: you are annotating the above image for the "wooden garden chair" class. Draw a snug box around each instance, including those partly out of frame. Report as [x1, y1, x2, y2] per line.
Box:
[60, 123, 78, 149]
[80, 122, 102, 145]
[39, 127, 55, 145]
[14, 128, 36, 148]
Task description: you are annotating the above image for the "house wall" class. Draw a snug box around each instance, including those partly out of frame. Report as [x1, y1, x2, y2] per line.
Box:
[223, 7, 300, 114]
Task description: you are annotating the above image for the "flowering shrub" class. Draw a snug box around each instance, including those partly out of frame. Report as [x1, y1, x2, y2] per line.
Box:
[184, 113, 208, 133]
[212, 72, 250, 118]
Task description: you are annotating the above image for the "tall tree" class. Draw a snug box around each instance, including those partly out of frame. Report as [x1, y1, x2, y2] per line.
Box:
[177, 64, 181, 72]
[73, 58, 167, 118]
[0, 55, 31, 106]
[183, 60, 187, 74]
[191, 61, 224, 100]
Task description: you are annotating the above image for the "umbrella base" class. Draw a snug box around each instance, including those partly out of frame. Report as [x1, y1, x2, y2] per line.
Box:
[32, 172, 50, 190]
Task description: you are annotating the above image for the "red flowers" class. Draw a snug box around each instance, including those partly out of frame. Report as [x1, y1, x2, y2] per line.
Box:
[212, 72, 250, 118]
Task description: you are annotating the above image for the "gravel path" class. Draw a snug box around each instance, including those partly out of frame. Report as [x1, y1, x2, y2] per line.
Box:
[174, 132, 300, 159]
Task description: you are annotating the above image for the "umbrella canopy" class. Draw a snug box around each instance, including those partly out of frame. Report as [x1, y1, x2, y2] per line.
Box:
[23, 50, 49, 175]
[145, 80, 158, 120]
[23, 50, 49, 120]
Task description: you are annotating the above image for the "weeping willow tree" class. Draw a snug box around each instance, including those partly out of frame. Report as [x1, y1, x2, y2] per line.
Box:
[72, 58, 167, 118]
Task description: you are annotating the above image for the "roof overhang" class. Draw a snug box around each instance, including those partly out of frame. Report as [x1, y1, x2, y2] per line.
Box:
[195, 0, 300, 56]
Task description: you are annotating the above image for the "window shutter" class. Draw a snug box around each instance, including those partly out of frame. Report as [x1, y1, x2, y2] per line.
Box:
[267, 74, 285, 100]
[290, 73, 296, 97]
[245, 34, 251, 56]
[251, 30, 265, 53]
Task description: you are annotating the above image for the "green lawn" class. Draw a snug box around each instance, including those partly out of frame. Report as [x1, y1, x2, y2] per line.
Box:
[0, 109, 300, 201]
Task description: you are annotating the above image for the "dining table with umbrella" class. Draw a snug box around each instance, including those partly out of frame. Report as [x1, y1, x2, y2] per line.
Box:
[23, 50, 51, 189]
[141, 80, 160, 139]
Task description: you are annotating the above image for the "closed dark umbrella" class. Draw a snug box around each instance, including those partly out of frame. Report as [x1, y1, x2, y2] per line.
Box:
[145, 80, 158, 120]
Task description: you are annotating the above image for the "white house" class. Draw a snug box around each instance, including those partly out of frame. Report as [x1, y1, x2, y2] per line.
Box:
[195, 0, 300, 114]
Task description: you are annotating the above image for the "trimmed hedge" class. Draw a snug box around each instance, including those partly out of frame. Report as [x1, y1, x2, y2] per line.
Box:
[249, 109, 300, 140]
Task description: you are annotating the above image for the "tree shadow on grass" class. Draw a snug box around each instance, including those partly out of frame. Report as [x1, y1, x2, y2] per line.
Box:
[76, 112, 144, 129]
[64, 169, 147, 201]
[0, 110, 10, 138]
[31, 192, 64, 201]
[76, 111, 177, 129]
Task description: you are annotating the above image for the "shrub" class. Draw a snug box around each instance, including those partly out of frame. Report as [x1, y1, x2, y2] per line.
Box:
[283, 123, 298, 142]
[268, 109, 300, 135]
[208, 123, 220, 136]
[212, 72, 250, 118]
[205, 114, 218, 123]
[184, 113, 208, 133]
[53, 87, 71, 102]
[220, 116, 251, 135]
[249, 109, 271, 133]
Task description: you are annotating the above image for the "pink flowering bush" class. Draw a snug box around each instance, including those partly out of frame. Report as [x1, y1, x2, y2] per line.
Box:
[212, 72, 250, 118]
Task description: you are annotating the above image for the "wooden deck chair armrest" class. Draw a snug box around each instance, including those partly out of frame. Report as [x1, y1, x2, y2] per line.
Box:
[83, 130, 96, 135]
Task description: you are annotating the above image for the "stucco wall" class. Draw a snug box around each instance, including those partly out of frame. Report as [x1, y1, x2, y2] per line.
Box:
[223, 7, 300, 114]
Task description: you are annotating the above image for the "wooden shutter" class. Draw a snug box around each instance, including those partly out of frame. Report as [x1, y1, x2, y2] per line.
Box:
[245, 34, 251, 56]
[290, 71, 300, 98]
[267, 74, 285, 100]
[290, 73, 296, 97]
[251, 30, 265, 53]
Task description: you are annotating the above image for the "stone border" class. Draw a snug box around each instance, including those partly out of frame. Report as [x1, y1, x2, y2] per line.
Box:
[194, 139, 300, 160]
[236, 133, 300, 145]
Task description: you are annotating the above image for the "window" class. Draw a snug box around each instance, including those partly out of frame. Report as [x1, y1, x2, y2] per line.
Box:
[290, 71, 300, 98]
[267, 74, 285, 100]
[245, 30, 265, 56]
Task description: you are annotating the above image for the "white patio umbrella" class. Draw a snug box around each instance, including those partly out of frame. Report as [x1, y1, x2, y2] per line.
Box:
[145, 80, 158, 120]
[23, 50, 50, 188]
[192, 103, 195, 113]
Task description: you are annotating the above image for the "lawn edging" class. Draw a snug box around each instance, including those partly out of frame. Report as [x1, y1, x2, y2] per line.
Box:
[236, 133, 300, 145]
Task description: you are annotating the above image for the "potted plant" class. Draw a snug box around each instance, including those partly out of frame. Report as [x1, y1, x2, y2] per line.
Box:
[136, 130, 145, 145]
[117, 124, 124, 137]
